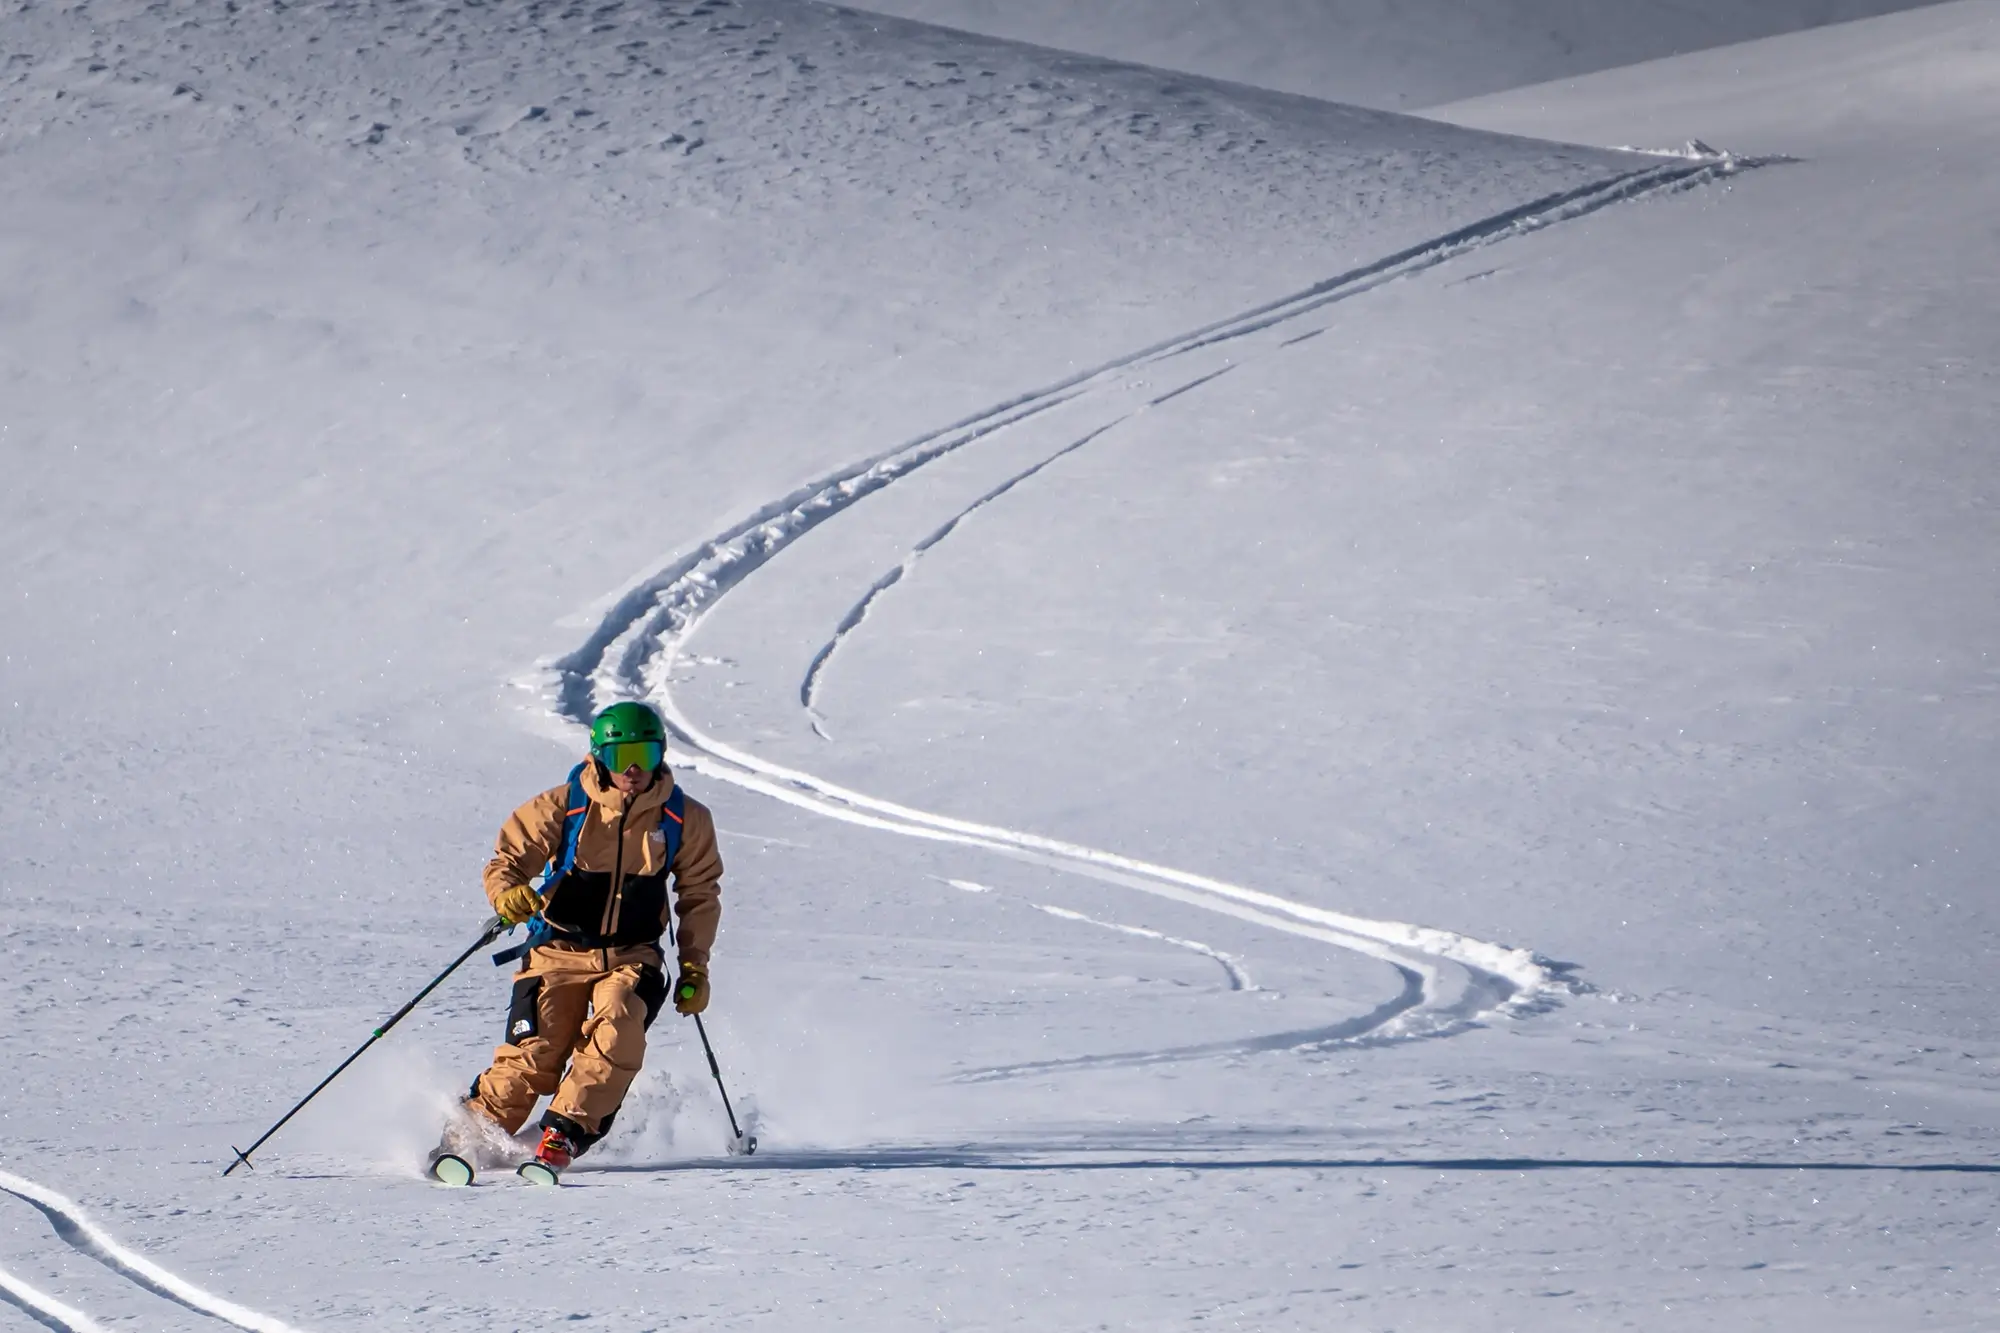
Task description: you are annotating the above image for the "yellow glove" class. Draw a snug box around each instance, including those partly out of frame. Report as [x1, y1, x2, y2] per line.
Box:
[674, 962, 710, 1016]
[494, 884, 546, 926]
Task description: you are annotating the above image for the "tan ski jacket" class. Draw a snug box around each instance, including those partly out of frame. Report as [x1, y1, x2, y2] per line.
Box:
[483, 761, 723, 965]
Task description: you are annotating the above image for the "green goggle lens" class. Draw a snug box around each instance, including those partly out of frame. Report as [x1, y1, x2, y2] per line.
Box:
[597, 740, 664, 773]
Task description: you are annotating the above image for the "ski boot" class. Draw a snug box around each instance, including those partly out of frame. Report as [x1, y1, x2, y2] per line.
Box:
[517, 1126, 577, 1186]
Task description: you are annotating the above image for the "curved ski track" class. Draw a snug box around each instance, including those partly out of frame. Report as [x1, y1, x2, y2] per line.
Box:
[0, 1263, 113, 1333]
[1033, 904, 1254, 993]
[0, 1170, 308, 1333]
[799, 412, 1135, 737]
[541, 157, 1757, 1070]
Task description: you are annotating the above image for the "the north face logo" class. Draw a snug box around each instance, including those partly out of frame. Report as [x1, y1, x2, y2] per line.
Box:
[511, 1019, 533, 1037]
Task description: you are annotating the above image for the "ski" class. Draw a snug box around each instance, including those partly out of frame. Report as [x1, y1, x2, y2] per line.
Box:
[427, 1151, 476, 1187]
[517, 1159, 562, 1186]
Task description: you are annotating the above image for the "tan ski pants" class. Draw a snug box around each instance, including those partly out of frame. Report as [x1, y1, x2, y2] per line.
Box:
[469, 942, 669, 1140]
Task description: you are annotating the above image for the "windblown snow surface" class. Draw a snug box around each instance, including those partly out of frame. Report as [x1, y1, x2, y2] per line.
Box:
[835, 0, 1950, 110]
[2, 0, 1997, 1329]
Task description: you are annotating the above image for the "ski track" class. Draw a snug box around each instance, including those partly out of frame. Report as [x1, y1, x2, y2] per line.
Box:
[0, 1170, 309, 1333]
[539, 157, 1757, 1065]
[1034, 904, 1254, 992]
[955, 964, 1429, 1083]
[0, 1264, 114, 1333]
[800, 412, 1135, 736]
[797, 158, 1763, 729]
[937, 876, 1253, 990]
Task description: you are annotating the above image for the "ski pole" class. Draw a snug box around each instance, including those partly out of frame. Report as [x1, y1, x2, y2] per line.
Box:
[223, 914, 511, 1176]
[668, 908, 756, 1155]
[691, 1011, 756, 1155]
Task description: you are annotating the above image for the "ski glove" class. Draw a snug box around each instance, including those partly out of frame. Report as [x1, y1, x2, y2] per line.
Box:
[494, 884, 546, 926]
[674, 962, 710, 1016]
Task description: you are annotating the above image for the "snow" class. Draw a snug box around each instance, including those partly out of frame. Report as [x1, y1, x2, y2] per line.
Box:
[833, 0, 1948, 110]
[4, 0, 1999, 1329]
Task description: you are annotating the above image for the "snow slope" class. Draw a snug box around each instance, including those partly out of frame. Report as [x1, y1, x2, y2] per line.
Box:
[3, 0, 1999, 1329]
[834, 0, 1947, 109]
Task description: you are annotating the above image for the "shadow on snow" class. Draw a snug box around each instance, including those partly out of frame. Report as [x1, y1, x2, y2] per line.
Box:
[590, 1149, 1998, 1176]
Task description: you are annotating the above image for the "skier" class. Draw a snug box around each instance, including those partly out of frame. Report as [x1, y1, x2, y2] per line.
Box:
[430, 701, 723, 1183]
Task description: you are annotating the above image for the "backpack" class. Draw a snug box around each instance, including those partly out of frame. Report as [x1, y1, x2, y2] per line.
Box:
[492, 762, 686, 966]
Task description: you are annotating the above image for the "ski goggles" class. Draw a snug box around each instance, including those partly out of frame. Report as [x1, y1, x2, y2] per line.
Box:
[596, 740, 665, 774]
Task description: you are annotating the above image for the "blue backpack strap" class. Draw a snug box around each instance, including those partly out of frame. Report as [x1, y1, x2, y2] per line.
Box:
[550, 763, 592, 892]
[660, 784, 686, 867]
[660, 784, 688, 950]
[493, 764, 591, 967]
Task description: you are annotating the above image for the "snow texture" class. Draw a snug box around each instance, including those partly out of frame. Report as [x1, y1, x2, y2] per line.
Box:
[835, 0, 1948, 109]
[2, 0, 1998, 1329]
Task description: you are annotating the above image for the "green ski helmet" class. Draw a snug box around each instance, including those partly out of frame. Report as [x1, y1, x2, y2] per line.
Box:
[590, 701, 668, 774]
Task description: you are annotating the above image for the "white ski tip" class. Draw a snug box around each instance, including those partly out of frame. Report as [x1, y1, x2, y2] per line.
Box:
[517, 1160, 562, 1186]
[427, 1154, 475, 1187]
